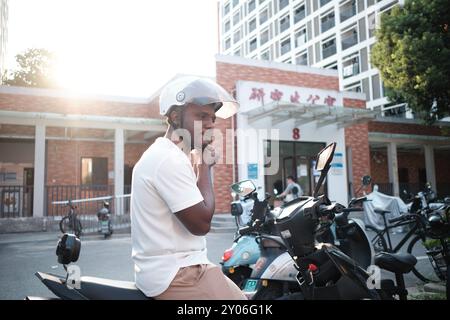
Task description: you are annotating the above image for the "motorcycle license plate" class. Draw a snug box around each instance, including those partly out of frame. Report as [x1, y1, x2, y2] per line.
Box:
[101, 221, 109, 231]
[243, 279, 259, 292]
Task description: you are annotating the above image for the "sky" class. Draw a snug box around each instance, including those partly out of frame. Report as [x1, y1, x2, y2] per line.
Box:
[5, 0, 220, 98]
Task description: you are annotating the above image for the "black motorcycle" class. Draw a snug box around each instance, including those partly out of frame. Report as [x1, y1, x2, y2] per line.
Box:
[254, 142, 417, 300]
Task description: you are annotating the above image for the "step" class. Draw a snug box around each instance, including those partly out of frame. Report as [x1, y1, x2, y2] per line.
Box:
[211, 221, 236, 228]
[212, 214, 235, 222]
[209, 226, 236, 234]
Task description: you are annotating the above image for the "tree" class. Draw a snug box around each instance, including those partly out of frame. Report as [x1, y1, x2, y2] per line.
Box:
[371, 0, 450, 123]
[2, 48, 58, 88]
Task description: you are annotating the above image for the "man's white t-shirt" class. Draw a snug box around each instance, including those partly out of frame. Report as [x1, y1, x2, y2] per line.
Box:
[131, 137, 211, 297]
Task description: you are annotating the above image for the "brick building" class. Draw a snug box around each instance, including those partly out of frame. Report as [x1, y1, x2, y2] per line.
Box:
[0, 55, 449, 228]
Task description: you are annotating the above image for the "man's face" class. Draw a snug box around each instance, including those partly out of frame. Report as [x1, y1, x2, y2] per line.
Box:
[182, 103, 216, 150]
[287, 178, 293, 185]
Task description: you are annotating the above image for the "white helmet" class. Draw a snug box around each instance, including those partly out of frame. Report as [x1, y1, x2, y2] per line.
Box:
[159, 76, 239, 119]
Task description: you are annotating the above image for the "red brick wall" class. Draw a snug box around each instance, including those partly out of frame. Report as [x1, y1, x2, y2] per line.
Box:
[435, 150, 450, 184]
[0, 92, 162, 119]
[343, 98, 371, 195]
[368, 121, 450, 137]
[370, 150, 389, 184]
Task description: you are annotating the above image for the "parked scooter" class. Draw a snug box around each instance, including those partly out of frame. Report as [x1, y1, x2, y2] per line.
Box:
[222, 177, 373, 298]
[97, 201, 113, 239]
[222, 187, 274, 287]
[238, 142, 418, 300]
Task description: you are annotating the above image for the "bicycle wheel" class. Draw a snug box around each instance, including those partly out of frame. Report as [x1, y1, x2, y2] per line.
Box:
[59, 216, 71, 234]
[366, 225, 388, 253]
[407, 235, 443, 283]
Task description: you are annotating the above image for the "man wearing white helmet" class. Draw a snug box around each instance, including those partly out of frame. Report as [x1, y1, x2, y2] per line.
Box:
[131, 76, 246, 299]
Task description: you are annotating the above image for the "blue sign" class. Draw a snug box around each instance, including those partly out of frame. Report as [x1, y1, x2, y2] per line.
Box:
[247, 163, 258, 179]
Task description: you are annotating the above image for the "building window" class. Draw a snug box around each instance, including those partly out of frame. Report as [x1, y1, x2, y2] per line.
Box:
[249, 17, 257, 33]
[260, 28, 270, 45]
[0, 172, 17, 182]
[249, 37, 257, 52]
[295, 26, 307, 47]
[261, 49, 271, 60]
[233, 10, 240, 25]
[320, 0, 332, 7]
[280, 37, 291, 55]
[279, 14, 290, 33]
[340, 0, 357, 22]
[282, 57, 292, 64]
[233, 0, 239, 7]
[233, 29, 241, 43]
[248, 0, 256, 13]
[344, 81, 362, 93]
[341, 25, 358, 50]
[324, 61, 338, 69]
[320, 10, 335, 33]
[224, 20, 231, 33]
[279, 0, 289, 11]
[322, 37, 336, 59]
[342, 52, 360, 78]
[234, 48, 241, 56]
[225, 38, 231, 50]
[259, 8, 269, 24]
[294, 3, 306, 24]
[368, 13, 376, 38]
[81, 157, 108, 185]
[295, 50, 308, 65]
[224, 2, 231, 16]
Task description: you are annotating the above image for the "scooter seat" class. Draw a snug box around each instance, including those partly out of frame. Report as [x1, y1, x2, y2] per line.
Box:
[374, 208, 390, 216]
[76, 276, 151, 300]
[374, 252, 417, 274]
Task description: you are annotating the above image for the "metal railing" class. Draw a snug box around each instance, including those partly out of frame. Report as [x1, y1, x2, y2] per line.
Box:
[0, 185, 33, 218]
[322, 44, 336, 59]
[341, 32, 358, 50]
[46, 185, 131, 216]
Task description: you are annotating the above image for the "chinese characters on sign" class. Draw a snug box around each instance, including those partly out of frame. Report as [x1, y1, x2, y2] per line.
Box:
[249, 88, 265, 105]
[243, 81, 344, 110]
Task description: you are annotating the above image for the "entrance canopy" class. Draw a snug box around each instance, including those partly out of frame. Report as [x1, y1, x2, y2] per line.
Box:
[242, 102, 379, 129]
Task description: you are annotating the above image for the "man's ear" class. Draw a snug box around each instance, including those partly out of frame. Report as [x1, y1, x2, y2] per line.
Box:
[168, 108, 181, 128]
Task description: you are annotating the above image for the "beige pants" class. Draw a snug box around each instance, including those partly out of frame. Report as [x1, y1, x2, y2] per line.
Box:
[154, 264, 247, 300]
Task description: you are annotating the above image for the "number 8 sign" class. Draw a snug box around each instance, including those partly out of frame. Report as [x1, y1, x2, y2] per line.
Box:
[292, 128, 300, 140]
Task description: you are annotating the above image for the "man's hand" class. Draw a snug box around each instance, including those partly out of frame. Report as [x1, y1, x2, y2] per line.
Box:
[202, 144, 218, 167]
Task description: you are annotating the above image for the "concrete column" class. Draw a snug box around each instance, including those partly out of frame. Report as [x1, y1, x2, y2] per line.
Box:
[33, 124, 46, 217]
[114, 128, 124, 215]
[387, 142, 399, 197]
[424, 144, 437, 192]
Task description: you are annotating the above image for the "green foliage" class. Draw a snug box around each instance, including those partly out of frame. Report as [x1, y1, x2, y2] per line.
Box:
[2, 48, 58, 88]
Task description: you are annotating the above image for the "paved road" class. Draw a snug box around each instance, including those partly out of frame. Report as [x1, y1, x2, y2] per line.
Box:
[0, 231, 234, 300]
[0, 228, 439, 300]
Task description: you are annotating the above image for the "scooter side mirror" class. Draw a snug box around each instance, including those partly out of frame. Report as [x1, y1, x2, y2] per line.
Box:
[361, 175, 371, 186]
[56, 233, 81, 265]
[230, 202, 244, 216]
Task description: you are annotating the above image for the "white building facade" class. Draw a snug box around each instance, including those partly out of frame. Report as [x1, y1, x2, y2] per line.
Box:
[218, 0, 405, 116]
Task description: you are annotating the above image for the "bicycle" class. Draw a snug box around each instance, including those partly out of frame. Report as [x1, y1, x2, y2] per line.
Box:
[366, 208, 448, 283]
[59, 200, 83, 238]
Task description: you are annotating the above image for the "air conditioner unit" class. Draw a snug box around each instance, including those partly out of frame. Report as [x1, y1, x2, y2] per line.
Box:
[296, 34, 306, 46]
[343, 65, 354, 77]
